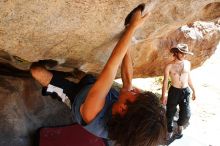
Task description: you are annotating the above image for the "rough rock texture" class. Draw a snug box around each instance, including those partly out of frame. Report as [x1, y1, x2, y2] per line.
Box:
[134, 21, 220, 77]
[0, 0, 219, 77]
[0, 1, 219, 146]
[0, 72, 72, 146]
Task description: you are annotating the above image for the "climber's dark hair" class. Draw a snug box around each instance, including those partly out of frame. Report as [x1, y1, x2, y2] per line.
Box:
[107, 91, 166, 146]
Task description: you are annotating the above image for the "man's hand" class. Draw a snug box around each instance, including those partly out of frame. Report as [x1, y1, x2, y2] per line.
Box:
[129, 9, 150, 29]
[161, 96, 167, 106]
[192, 92, 196, 100]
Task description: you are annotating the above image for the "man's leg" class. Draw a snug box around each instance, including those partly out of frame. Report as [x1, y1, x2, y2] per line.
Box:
[77, 74, 96, 89]
[177, 88, 191, 136]
[166, 103, 177, 135]
[30, 62, 53, 87]
[166, 87, 179, 140]
[30, 62, 79, 103]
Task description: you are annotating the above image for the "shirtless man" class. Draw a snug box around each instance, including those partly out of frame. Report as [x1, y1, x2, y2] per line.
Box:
[161, 43, 196, 140]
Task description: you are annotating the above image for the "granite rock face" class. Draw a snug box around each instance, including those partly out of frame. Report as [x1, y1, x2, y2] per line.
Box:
[0, 0, 219, 77]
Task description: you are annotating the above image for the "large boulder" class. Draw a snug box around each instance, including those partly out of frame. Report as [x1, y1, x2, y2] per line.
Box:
[0, 0, 219, 77]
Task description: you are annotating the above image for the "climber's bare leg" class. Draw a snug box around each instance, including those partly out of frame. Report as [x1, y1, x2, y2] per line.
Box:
[30, 63, 52, 87]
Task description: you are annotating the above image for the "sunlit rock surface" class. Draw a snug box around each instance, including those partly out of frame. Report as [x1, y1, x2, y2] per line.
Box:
[0, 0, 219, 77]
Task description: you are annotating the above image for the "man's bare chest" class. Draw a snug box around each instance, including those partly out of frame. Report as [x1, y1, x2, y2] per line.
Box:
[170, 61, 190, 76]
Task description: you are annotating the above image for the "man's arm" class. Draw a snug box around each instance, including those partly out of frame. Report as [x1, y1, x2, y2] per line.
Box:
[161, 64, 170, 105]
[188, 63, 196, 100]
[121, 48, 133, 91]
[81, 10, 149, 123]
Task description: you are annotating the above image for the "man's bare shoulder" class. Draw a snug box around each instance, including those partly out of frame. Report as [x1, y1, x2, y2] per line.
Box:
[183, 60, 191, 71]
[183, 59, 191, 66]
[183, 59, 190, 63]
[165, 61, 175, 68]
[163, 62, 173, 73]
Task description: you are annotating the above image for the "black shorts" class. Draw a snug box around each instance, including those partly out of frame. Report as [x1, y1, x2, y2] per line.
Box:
[42, 73, 96, 104]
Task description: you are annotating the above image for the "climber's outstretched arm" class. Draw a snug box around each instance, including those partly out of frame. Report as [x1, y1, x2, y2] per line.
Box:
[81, 10, 149, 123]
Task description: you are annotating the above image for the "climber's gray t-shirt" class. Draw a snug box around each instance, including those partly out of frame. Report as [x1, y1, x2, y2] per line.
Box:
[72, 84, 119, 139]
